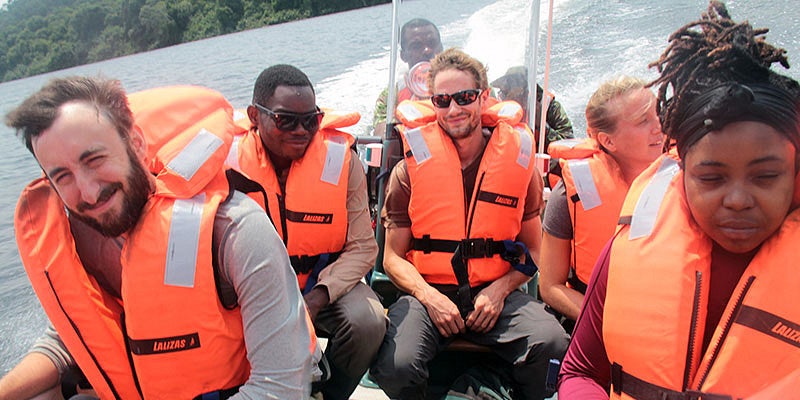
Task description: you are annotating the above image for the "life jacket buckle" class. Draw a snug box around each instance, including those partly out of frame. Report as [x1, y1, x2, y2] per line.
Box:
[460, 238, 492, 259]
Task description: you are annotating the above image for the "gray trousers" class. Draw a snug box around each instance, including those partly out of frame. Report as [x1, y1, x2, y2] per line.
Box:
[314, 282, 388, 400]
[370, 290, 570, 400]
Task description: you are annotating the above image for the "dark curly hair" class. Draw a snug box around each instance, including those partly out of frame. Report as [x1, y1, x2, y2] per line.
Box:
[252, 64, 314, 106]
[648, 0, 799, 149]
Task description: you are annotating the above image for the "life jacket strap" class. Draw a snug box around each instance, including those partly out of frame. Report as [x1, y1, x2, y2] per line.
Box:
[567, 268, 587, 294]
[450, 245, 475, 319]
[443, 238, 538, 318]
[611, 363, 732, 400]
[499, 240, 537, 277]
[290, 252, 342, 294]
[290, 252, 341, 275]
[224, 168, 270, 221]
[412, 236, 506, 257]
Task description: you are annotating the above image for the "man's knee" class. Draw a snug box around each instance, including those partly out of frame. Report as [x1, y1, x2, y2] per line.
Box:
[524, 320, 570, 365]
[320, 289, 386, 374]
[507, 294, 570, 363]
[330, 285, 387, 346]
[370, 348, 428, 398]
[346, 291, 387, 336]
[371, 296, 439, 399]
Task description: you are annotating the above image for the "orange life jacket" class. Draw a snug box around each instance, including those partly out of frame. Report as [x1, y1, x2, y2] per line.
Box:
[603, 154, 800, 399]
[15, 86, 249, 399]
[228, 110, 357, 292]
[546, 137, 597, 189]
[555, 138, 627, 289]
[547, 137, 598, 160]
[399, 103, 536, 286]
[398, 86, 414, 103]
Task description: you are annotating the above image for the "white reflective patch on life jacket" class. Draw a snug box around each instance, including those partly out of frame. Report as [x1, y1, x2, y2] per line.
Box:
[168, 128, 223, 181]
[498, 102, 522, 118]
[397, 102, 424, 122]
[403, 127, 432, 164]
[515, 127, 532, 169]
[569, 159, 602, 210]
[321, 135, 348, 185]
[629, 157, 680, 239]
[225, 135, 242, 171]
[233, 109, 247, 124]
[164, 194, 205, 287]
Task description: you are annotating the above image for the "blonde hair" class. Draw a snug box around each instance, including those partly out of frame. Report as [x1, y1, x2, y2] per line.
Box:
[585, 76, 647, 137]
[428, 47, 489, 92]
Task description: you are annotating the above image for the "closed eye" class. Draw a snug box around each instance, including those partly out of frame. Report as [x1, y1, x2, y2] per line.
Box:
[695, 174, 724, 185]
[753, 172, 782, 185]
[52, 170, 73, 185]
[86, 155, 105, 168]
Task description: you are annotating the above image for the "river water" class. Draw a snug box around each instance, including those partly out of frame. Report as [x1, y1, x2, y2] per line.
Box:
[1, 0, 797, 374]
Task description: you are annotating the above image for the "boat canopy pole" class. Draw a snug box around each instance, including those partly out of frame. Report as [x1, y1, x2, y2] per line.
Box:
[538, 0, 555, 155]
[384, 0, 401, 139]
[372, 0, 402, 275]
[525, 0, 541, 143]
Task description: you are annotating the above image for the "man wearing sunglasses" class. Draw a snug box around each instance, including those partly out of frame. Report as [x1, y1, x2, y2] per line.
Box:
[228, 64, 387, 400]
[371, 48, 570, 399]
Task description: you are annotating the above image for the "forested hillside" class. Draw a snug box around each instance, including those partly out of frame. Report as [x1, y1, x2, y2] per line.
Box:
[0, 0, 390, 82]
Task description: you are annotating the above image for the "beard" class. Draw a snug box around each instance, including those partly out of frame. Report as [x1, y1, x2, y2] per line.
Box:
[69, 146, 152, 237]
[440, 110, 481, 140]
[444, 120, 480, 140]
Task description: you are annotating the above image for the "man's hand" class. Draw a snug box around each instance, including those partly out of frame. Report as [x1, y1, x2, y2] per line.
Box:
[465, 282, 507, 333]
[419, 286, 465, 337]
[303, 286, 330, 322]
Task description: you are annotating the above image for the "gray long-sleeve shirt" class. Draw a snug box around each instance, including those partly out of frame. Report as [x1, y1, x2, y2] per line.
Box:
[30, 191, 312, 399]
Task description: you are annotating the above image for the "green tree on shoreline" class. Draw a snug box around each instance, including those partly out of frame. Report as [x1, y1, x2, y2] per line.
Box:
[0, 0, 389, 82]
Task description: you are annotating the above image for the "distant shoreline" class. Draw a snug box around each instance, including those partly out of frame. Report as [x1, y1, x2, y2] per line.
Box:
[0, 0, 391, 83]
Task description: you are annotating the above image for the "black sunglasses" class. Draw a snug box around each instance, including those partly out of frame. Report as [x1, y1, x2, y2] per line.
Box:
[430, 89, 482, 108]
[253, 103, 324, 131]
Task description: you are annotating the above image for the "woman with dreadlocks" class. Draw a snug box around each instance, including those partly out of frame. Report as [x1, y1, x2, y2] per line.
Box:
[558, 1, 800, 398]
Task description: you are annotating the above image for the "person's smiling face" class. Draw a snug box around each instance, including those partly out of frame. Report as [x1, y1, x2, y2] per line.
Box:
[431, 69, 487, 140]
[252, 84, 319, 169]
[32, 101, 152, 237]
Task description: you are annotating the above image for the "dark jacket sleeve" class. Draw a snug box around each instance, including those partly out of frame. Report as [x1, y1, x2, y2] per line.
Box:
[546, 98, 574, 142]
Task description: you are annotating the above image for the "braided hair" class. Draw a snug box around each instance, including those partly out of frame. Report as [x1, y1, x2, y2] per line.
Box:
[648, 0, 799, 144]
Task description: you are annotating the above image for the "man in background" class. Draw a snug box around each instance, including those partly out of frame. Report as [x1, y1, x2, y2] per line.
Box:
[372, 18, 443, 136]
[491, 66, 574, 150]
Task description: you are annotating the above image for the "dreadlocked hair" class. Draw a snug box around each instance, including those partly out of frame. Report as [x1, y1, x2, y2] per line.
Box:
[647, 0, 798, 140]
